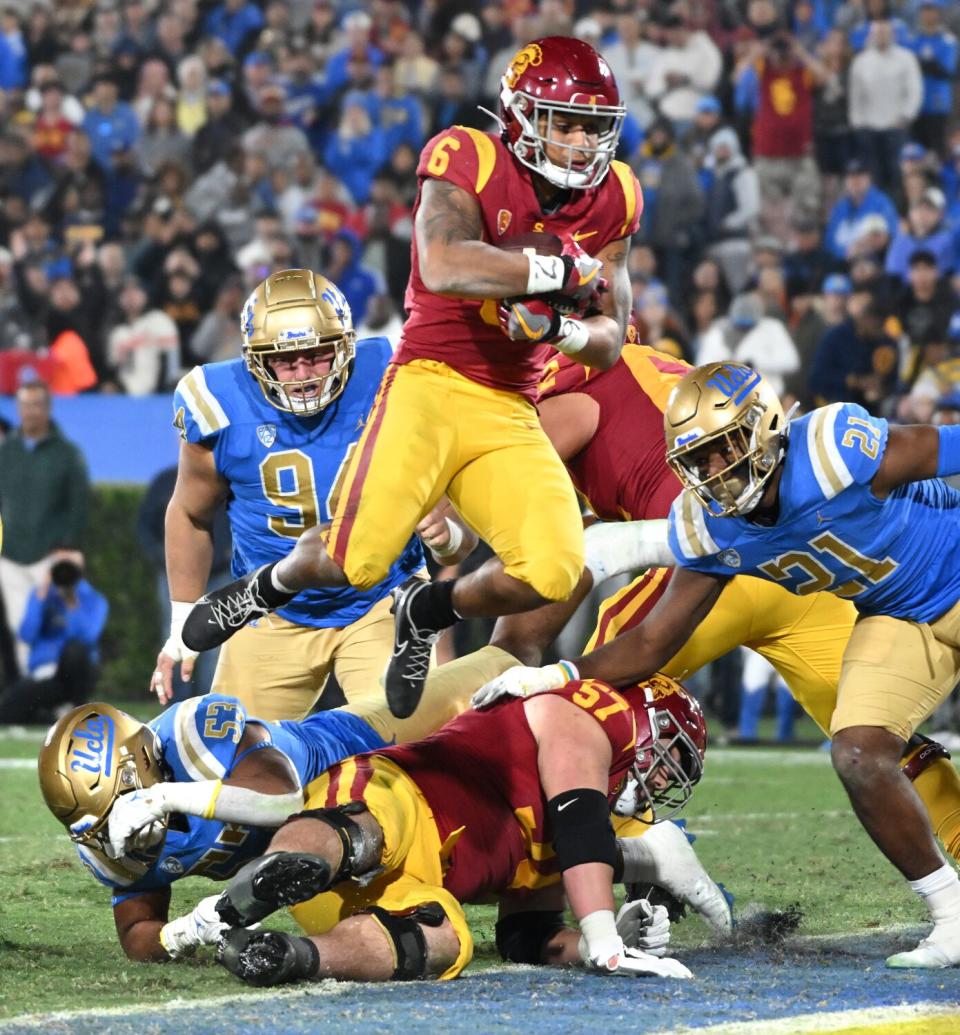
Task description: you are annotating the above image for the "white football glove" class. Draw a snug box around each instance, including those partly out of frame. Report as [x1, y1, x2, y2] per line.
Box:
[106, 788, 167, 860]
[616, 898, 671, 956]
[160, 895, 232, 958]
[470, 661, 576, 710]
[578, 908, 692, 979]
[618, 822, 734, 936]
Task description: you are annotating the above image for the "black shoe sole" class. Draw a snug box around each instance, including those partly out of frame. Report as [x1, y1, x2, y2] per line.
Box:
[384, 582, 428, 720]
[217, 852, 332, 927]
[219, 929, 309, 987]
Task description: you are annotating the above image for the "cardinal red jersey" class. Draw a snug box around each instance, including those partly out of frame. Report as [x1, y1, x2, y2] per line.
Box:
[539, 344, 691, 521]
[395, 126, 643, 401]
[373, 679, 646, 902]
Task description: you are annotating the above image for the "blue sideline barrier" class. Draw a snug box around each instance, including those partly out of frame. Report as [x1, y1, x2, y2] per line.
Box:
[0, 394, 179, 484]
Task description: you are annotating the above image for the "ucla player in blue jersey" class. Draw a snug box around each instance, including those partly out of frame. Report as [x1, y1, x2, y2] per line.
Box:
[475, 360, 960, 969]
[152, 269, 478, 726]
[38, 695, 391, 962]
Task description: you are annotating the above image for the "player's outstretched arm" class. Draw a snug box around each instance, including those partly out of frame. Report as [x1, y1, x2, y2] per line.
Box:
[526, 694, 691, 979]
[153, 440, 230, 703]
[577, 235, 632, 371]
[573, 567, 726, 687]
[106, 726, 305, 860]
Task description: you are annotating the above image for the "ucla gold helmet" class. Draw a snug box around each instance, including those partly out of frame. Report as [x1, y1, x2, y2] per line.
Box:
[241, 269, 356, 417]
[38, 703, 165, 854]
[664, 362, 787, 517]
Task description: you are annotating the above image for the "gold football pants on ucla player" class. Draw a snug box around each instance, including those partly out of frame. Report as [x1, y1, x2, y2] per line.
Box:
[591, 570, 960, 860]
[324, 359, 584, 603]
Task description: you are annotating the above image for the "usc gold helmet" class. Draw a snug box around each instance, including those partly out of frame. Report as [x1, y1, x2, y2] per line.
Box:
[615, 674, 707, 822]
[664, 363, 788, 517]
[38, 703, 165, 854]
[241, 269, 356, 417]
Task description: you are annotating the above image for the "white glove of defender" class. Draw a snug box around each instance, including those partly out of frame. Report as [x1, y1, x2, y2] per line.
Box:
[160, 895, 232, 958]
[106, 788, 167, 860]
[578, 909, 692, 979]
[470, 662, 574, 710]
[616, 898, 671, 956]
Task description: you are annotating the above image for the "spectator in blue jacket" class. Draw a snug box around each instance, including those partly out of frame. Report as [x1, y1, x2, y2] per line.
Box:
[81, 74, 140, 171]
[825, 157, 899, 258]
[322, 95, 389, 204]
[324, 228, 381, 327]
[809, 293, 898, 410]
[907, 0, 958, 155]
[323, 10, 385, 97]
[0, 7, 27, 90]
[0, 551, 108, 724]
[885, 186, 955, 281]
[203, 0, 264, 58]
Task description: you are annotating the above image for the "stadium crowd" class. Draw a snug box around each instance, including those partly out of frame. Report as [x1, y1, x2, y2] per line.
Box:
[0, 0, 956, 415]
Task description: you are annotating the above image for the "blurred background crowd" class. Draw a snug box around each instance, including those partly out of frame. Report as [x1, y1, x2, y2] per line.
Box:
[1, 0, 960, 738]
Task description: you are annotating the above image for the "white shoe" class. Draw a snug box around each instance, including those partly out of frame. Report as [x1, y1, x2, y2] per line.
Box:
[886, 915, 960, 969]
[622, 821, 734, 936]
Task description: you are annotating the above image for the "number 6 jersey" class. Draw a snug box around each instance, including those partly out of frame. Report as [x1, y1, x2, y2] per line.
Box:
[668, 402, 960, 622]
[172, 338, 423, 627]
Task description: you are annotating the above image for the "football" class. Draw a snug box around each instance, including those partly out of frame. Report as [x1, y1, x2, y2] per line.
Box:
[496, 231, 587, 314]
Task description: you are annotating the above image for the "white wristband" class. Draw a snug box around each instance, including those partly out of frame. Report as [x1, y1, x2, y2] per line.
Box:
[525, 252, 565, 294]
[553, 318, 590, 356]
[169, 600, 193, 641]
[577, 909, 622, 968]
[429, 518, 464, 559]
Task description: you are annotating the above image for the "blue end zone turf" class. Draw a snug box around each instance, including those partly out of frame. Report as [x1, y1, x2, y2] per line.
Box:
[7, 934, 957, 1034]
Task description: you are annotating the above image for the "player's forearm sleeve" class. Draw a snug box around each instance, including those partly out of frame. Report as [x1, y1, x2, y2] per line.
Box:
[584, 520, 674, 584]
[158, 781, 304, 826]
[936, 425, 960, 478]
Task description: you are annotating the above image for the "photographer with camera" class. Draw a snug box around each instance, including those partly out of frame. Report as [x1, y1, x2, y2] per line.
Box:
[0, 550, 108, 724]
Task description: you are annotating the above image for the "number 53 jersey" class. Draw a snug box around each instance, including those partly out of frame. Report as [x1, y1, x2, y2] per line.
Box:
[77, 694, 386, 902]
[668, 402, 960, 623]
[173, 338, 423, 627]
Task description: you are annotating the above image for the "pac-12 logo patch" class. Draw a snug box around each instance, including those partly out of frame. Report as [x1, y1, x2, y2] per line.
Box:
[160, 857, 184, 875]
[497, 209, 512, 235]
[256, 424, 277, 447]
[720, 549, 741, 569]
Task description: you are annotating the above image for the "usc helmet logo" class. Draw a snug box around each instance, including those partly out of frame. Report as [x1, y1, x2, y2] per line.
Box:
[643, 674, 684, 702]
[504, 43, 542, 88]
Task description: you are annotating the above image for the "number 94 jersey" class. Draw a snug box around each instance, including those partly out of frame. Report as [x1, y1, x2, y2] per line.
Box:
[77, 694, 386, 903]
[669, 402, 960, 623]
[173, 338, 424, 627]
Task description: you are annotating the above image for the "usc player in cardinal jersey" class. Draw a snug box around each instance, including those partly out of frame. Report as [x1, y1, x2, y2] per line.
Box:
[183, 37, 643, 721]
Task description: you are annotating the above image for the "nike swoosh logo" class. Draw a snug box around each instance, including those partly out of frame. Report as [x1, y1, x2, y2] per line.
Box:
[557, 798, 579, 811]
[572, 230, 598, 242]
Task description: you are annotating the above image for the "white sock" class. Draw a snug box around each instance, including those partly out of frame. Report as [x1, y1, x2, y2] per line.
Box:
[909, 862, 960, 923]
[270, 564, 296, 594]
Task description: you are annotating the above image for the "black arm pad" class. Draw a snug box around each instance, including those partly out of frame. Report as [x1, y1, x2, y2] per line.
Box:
[547, 787, 619, 873]
[495, 909, 567, 964]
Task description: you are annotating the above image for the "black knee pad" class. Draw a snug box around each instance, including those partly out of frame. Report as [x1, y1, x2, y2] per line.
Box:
[288, 801, 381, 883]
[495, 910, 565, 964]
[363, 903, 445, 980]
[901, 733, 951, 782]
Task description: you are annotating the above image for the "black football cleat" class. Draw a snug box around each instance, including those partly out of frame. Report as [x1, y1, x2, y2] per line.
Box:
[216, 851, 333, 928]
[182, 564, 295, 652]
[218, 928, 319, 986]
[384, 578, 443, 719]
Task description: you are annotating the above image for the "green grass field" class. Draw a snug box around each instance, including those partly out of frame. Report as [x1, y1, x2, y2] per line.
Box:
[0, 715, 934, 1023]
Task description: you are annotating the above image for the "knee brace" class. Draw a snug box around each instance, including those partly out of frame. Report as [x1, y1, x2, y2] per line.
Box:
[363, 903, 446, 980]
[901, 734, 951, 782]
[495, 910, 566, 964]
[288, 801, 381, 884]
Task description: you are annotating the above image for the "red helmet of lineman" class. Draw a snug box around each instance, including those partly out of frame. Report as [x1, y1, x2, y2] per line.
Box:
[615, 675, 708, 821]
[498, 36, 626, 190]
